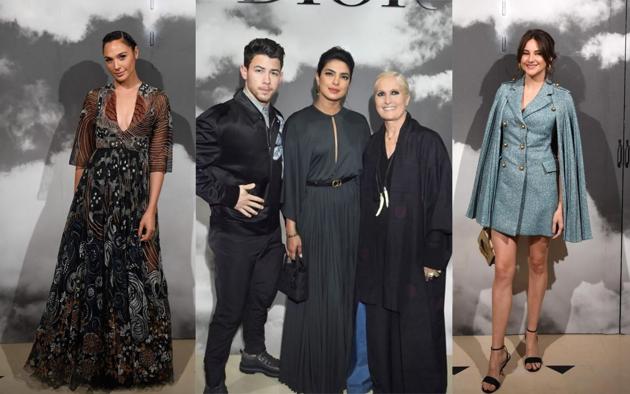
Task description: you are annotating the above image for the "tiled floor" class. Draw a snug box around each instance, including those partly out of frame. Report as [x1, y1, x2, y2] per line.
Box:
[5, 335, 623, 394]
[453, 335, 630, 394]
[1, 339, 455, 394]
[0, 340, 194, 393]
[194, 354, 292, 394]
[193, 354, 453, 394]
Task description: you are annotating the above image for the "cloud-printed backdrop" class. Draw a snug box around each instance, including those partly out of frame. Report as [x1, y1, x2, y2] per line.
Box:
[453, 0, 630, 70]
[195, 0, 454, 367]
[452, 0, 630, 335]
[454, 0, 624, 36]
[0, 0, 195, 42]
[0, 0, 196, 343]
[196, 0, 453, 122]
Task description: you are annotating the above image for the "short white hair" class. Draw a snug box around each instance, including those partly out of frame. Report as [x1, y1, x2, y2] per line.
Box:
[373, 71, 410, 97]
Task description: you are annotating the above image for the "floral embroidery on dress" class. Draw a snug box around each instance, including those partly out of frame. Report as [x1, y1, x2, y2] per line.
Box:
[25, 83, 174, 390]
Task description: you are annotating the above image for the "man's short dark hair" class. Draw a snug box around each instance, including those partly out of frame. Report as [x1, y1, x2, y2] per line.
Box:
[317, 46, 355, 79]
[244, 38, 285, 69]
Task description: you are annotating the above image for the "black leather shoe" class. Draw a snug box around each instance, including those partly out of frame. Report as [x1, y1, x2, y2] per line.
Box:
[239, 350, 280, 378]
[203, 381, 228, 394]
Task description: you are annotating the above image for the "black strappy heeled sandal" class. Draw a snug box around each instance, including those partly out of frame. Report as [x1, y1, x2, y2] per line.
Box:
[524, 328, 543, 372]
[481, 345, 511, 393]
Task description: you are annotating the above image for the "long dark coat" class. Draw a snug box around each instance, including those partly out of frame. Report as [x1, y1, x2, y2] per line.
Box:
[356, 113, 452, 392]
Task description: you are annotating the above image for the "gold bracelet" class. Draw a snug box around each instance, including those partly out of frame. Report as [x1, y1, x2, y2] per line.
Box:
[287, 233, 299, 238]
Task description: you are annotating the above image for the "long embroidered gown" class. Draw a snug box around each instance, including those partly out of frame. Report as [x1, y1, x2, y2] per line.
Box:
[25, 82, 174, 389]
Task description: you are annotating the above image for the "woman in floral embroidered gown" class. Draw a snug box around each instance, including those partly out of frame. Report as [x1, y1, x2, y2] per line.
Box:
[25, 31, 174, 389]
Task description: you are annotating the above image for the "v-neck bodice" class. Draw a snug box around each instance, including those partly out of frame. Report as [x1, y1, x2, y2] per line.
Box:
[106, 83, 145, 133]
[69, 82, 173, 173]
[520, 82, 544, 112]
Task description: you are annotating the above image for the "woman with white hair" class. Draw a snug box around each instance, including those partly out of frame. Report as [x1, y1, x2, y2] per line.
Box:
[356, 71, 452, 393]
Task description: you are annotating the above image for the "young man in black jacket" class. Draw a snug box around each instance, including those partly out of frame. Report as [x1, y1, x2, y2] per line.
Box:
[196, 38, 285, 394]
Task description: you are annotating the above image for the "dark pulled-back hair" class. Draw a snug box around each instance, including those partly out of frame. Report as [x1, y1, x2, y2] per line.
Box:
[102, 31, 138, 50]
[244, 38, 285, 68]
[517, 29, 556, 72]
[317, 46, 355, 79]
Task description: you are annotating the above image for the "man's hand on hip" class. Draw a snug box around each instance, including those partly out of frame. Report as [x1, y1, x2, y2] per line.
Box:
[235, 183, 265, 218]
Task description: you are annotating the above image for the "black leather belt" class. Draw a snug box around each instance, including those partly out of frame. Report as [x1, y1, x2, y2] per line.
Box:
[306, 175, 356, 188]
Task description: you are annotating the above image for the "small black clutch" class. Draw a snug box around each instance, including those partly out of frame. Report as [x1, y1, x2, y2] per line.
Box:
[278, 253, 308, 303]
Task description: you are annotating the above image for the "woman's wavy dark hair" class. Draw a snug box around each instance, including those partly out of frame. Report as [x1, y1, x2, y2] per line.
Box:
[517, 29, 556, 73]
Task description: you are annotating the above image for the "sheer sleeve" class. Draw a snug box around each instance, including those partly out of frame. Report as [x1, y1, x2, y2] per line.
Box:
[69, 90, 98, 167]
[149, 92, 173, 173]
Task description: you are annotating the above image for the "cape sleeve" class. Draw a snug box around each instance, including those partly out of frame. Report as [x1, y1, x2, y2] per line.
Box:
[422, 131, 452, 271]
[69, 90, 98, 167]
[281, 115, 307, 224]
[466, 84, 505, 221]
[560, 93, 592, 242]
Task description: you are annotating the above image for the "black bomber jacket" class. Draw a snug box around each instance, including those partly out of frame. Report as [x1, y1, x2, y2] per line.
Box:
[196, 90, 284, 235]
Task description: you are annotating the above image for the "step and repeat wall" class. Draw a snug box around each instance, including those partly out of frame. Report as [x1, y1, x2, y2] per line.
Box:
[0, 0, 196, 341]
[195, 0, 454, 357]
[453, 0, 629, 335]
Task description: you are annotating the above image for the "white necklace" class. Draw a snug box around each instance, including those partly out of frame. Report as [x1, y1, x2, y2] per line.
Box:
[375, 144, 395, 217]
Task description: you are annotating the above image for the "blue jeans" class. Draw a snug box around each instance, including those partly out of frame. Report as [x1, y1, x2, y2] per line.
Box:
[347, 302, 372, 393]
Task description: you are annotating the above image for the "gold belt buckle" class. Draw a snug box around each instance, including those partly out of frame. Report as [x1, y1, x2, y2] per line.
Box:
[331, 179, 342, 188]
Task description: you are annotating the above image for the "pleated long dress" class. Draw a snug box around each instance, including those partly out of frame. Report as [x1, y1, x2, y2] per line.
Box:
[280, 105, 370, 393]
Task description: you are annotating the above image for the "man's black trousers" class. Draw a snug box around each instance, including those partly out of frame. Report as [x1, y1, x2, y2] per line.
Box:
[203, 227, 284, 387]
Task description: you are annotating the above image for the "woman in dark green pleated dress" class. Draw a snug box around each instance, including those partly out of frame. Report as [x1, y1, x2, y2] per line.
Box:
[280, 47, 370, 393]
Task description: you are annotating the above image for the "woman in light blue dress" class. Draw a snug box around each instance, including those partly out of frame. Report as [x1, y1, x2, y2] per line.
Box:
[467, 29, 591, 393]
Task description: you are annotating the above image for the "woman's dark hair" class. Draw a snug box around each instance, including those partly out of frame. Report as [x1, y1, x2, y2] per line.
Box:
[517, 29, 556, 72]
[244, 38, 285, 68]
[317, 47, 355, 79]
[102, 31, 137, 51]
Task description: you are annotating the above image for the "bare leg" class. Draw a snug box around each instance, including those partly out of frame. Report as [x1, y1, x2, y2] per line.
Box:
[482, 230, 517, 392]
[524, 236, 549, 371]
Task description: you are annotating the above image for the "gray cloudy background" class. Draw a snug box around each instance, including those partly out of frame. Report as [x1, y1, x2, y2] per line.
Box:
[453, 0, 630, 335]
[195, 0, 454, 362]
[0, 0, 196, 343]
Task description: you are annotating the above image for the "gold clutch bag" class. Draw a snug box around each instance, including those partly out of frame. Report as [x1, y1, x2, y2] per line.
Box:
[477, 227, 495, 266]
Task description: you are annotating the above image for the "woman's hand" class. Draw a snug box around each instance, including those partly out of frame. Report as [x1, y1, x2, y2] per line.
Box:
[286, 234, 302, 261]
[424, 267, 442, 282]
[141, 172, 164, 241]
[552, 205, 564, 239]
[138, 209, 157, 241]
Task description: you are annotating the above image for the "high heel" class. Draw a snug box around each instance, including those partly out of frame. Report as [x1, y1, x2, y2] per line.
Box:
[524, 328, 543, 372]
[481, 345, 510, 393]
